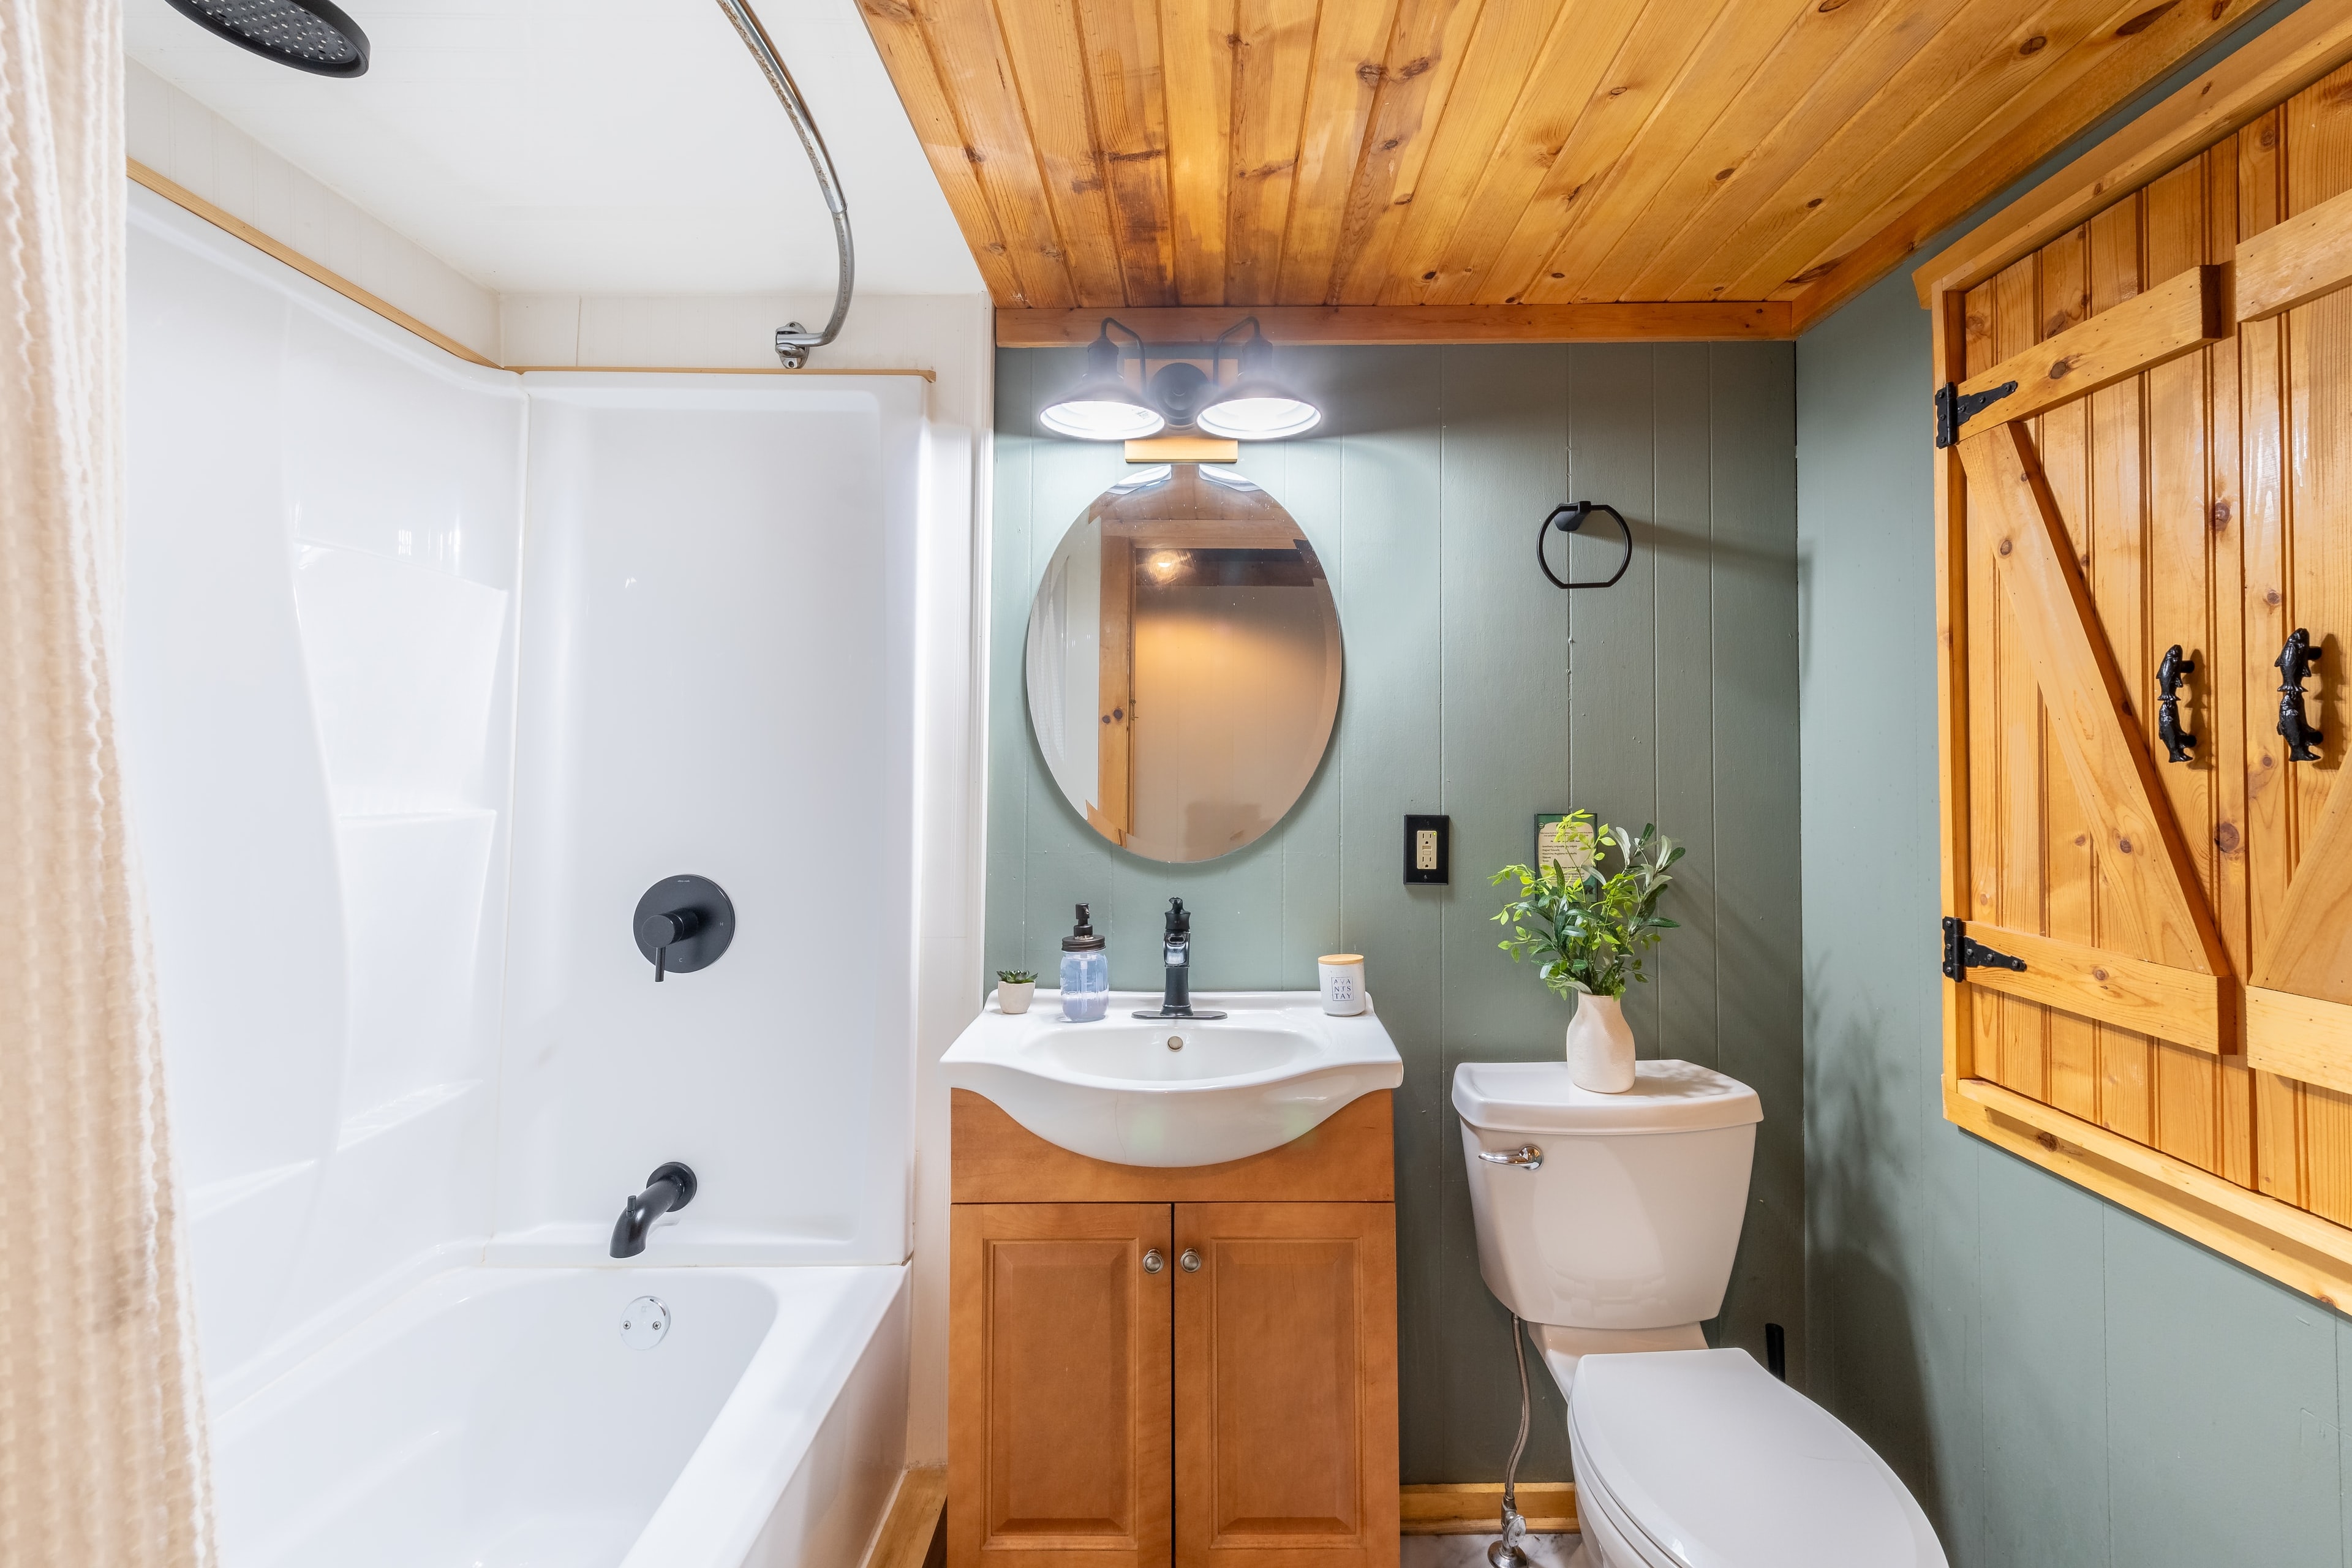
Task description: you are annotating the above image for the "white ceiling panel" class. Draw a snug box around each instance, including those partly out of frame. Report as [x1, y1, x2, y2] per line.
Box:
[124, 0, 983, 296]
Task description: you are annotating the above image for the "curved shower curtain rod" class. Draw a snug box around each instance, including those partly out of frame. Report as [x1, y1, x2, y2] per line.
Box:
[714, 0, 854, 368]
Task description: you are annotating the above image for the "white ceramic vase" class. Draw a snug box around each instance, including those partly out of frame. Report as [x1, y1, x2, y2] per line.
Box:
[997, 981, 1035, 1016]
[1566, 991, 1636, 1093]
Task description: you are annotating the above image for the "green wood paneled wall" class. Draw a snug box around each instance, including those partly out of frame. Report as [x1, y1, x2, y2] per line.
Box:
[987, 342, 1800, 1483]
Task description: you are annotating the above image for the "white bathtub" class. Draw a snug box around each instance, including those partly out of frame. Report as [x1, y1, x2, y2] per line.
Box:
[211, 1264, 909, 1568]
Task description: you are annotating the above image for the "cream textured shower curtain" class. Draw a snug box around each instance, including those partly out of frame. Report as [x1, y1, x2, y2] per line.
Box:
[1, 2, 213, 1564]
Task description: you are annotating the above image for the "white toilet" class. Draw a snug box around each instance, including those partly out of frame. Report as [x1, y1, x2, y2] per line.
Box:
[1455, 1058, 1947, 1568]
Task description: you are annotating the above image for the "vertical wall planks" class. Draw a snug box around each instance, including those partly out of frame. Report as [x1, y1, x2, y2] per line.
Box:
[986, 339, 1802, 1480]
[1322, 344, 1447, 1480]
[1708, 342, 1803, 1385]
[1650, 345, 1721, 1080]
[1437, 344, 1575, 1478]
[1566, 345, 1662, 1046]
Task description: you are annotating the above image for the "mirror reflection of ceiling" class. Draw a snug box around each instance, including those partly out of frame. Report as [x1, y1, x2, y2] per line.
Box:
[123, 0, 981, 295]
[1026, 467, 1342, 865]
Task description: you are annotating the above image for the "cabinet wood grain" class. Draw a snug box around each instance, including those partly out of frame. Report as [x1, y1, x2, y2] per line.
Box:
[949, 1203, 1173, 1568]
[1173, 1203, 1399, 1568]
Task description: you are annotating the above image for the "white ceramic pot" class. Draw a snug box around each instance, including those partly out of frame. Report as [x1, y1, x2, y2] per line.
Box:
[1566, 991, 1636, 1093]
[997, 981, 1035, 1016]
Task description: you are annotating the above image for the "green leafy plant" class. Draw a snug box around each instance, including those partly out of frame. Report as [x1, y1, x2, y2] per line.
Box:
[997, 969, 1038, 986]
[1491, 811, 1683, 999]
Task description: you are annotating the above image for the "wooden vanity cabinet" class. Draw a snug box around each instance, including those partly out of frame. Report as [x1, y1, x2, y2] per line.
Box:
[949, 1091, 1398, 1568]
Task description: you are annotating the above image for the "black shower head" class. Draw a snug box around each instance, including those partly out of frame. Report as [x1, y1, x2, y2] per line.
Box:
[161, 0, 371, 78]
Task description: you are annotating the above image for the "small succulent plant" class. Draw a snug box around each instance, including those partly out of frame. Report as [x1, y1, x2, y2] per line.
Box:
[997, 969, 1038, 986]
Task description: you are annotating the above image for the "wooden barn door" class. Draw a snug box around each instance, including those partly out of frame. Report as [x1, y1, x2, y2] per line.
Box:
[1934, 69, 2352, 1298]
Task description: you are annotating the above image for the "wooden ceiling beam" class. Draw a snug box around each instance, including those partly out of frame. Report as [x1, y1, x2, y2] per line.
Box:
[993, 301, 1791, 344]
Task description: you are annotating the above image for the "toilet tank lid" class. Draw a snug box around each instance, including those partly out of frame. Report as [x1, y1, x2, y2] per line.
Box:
[1451, 1059, 1760, 1135]
[1571, 1350, 1947, 1568]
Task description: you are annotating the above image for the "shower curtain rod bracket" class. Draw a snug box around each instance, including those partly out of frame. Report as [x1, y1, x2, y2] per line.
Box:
[717, 0, 854, 368]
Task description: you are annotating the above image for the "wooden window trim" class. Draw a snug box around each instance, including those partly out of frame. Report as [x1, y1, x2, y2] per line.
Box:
[1931, 61, 2352, 1306]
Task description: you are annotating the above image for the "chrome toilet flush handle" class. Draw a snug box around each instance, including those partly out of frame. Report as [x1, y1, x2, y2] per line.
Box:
[1478, 1144, 1543, 1171]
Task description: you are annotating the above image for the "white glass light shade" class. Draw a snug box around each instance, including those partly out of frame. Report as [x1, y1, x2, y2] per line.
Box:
[1041, 375, 1165, 440]
[1195, 377, 1322, 439]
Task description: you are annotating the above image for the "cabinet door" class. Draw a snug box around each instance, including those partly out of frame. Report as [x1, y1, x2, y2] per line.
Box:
[1172, 1202, 1398, 1568]
[950, 1203, 1172, 1568]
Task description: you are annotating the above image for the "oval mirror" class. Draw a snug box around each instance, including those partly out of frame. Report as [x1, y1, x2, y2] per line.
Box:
[1025, 465, 1342, 862]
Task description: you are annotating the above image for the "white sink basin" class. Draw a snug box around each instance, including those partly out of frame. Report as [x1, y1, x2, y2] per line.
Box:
[943, 990, 1404, 1167]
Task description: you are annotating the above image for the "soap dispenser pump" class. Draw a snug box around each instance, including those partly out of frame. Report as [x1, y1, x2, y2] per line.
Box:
[1059, 902, 1109, 1022]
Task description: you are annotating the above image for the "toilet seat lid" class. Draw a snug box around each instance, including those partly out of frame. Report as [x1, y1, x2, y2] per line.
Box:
[1569, 1350, 1946, 1568]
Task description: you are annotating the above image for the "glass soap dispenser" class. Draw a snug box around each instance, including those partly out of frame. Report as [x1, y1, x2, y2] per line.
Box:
[1060, 903, 1109, 1022]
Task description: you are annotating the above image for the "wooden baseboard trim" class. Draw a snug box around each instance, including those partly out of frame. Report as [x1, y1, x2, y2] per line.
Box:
[1400, 1482, 1578, 1536]
[862, 1465, 948, 1568]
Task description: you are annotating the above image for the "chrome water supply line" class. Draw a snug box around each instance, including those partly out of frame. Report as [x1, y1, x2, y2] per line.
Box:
[1490, 1313, 1532, 1568]
[714, 0, 854, 368]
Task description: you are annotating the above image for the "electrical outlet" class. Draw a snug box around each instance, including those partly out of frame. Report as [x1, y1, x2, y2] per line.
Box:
[1403, 815, 1449, 884]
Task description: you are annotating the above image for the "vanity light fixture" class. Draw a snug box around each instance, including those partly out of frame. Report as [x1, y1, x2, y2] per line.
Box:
[1040, 321, 1166, 440]
[1040, 317, 1322, 442]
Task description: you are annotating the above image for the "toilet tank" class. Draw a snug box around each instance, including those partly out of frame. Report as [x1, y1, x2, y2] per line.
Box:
[1453, 1059, 1761, 1330]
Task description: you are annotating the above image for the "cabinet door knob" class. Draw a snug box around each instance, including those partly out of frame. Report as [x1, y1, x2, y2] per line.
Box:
[1142, 1250, 1164, 1274]
[1179, 1248, 1202, 1272]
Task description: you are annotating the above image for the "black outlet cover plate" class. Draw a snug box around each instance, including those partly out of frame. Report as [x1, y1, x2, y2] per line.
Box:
[1404, 815, 1450, 885]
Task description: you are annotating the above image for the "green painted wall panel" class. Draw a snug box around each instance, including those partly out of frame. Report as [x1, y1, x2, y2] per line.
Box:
[1795, 10, 2352, 1561]
[989, 341, 1801, 1483]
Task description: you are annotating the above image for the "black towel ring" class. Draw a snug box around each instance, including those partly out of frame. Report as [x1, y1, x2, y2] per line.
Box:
[1537, 501, 1633, 590]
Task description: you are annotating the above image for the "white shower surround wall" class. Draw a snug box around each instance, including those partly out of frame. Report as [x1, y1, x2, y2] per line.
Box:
[123, 185, 977, 1566]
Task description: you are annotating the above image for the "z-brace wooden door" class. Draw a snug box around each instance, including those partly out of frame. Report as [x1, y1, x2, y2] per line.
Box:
[1936, 77, 2352, 1306]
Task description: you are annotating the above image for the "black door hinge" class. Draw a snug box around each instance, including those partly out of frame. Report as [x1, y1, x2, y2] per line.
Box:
[1942, 916, 2027, 982]
[1934, 380, 2019, 448]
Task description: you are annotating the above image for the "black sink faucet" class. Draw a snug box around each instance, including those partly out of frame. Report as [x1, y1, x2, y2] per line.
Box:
[1134, 898, 1226, 1020]
[611, 1162, 697, 1258]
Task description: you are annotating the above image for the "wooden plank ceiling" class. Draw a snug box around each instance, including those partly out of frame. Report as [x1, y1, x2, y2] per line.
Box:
[858, 0, 2276, 342]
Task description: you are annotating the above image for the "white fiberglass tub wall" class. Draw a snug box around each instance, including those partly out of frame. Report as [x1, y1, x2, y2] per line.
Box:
[123, 187, 526, 1408]
[494, 373, 922, 1263]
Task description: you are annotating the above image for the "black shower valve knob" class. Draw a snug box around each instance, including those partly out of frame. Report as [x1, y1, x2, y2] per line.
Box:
[632, 875, 735, 982]
[639, 908, 701, 949]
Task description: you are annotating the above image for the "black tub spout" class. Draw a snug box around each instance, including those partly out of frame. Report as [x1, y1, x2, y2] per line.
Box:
[611, 1162, 697, 1258]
